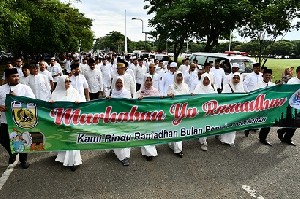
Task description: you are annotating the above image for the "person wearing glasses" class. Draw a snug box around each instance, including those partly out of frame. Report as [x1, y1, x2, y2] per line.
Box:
[50, 75, 83, 171]
[219, 73, 245, 147]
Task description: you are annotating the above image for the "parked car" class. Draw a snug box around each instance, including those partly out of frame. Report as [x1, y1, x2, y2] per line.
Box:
[189, 52, 256, 75]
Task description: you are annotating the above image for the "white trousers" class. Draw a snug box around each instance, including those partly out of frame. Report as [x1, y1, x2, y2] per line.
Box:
[168, 141, 182, 153]
[199, 137, 207, 145]
[219, 132, 236, 145]
[141, 145, 158, 157]
[114, 148, 130, 161]
[55, 150, 82, 166]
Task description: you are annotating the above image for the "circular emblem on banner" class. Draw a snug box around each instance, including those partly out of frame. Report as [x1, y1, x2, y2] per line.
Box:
[289, 89, 300, 109]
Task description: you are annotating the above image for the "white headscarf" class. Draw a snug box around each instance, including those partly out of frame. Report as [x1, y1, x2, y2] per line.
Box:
[111, 76, 131, 99]
[51, 75, 82, 102]
[193, 73, 217, 94]
[168, 71, 190, 95]
[223, 72, 245, 93]
[137, 74, 160, 97]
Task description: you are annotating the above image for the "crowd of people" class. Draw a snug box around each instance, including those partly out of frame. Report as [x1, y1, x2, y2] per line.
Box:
[0, 53, 299, 171]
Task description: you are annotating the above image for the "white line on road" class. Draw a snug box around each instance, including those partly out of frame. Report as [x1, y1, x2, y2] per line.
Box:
[242, 185, 264, 199]
[0, 155, 19, 191]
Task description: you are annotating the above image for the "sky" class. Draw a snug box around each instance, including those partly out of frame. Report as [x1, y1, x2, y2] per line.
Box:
[69, 0, 300, 42]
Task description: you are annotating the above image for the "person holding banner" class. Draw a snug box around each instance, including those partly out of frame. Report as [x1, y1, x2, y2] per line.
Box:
[277, 66, 300, 146]
[166, 71, 190, 157]
[192, 73, 217, 151]
[108, 76, 132, 166]
[219, 72, 245, 147]
[0, 68, 35, 169]
[254, 69, 275, 146]
[50, 75, 83, 171]
[136, 74, 160, 161]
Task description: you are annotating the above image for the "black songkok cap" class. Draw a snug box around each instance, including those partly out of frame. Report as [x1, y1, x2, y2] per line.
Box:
[23, 63, 30, 69]
[71, 63, 79, 70]
[204, 62, 211, 67]
[263, 69, 272, 74]
[253, 63, 261, 68]
[5, 68, 18, 78]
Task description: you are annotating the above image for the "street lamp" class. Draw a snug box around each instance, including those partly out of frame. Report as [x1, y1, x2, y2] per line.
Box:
[132, 17, 148, 50]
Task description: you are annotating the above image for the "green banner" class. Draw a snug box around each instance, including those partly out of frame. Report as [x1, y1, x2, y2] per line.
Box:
[5, 84, 300, 153]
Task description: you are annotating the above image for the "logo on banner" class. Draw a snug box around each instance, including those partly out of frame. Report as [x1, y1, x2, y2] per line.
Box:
[11, 101, 38, 128]
[289, 89, 300, 109]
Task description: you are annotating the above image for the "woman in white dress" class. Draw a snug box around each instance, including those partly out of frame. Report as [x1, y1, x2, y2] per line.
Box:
[136, 74, 160, 161]
[50, 75, 83, 171]
[219, 72, 245, 146]
[167, 71, 190, 157]
[192, 73, 217, 151]
[108, 76, 132, 166]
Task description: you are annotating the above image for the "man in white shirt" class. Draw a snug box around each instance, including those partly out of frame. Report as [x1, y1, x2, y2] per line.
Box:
[156, 60, 167, 75]
[223, 63, 242, 85]
[243, 63, 263, 93]
[20, 64, 30, 85]
[0, 68, 35, 169]
[160, 62, 178, 96]
[178, 58, 190, 74]
[148, 63, 161, 90]
[47, 58, 62, 89]
[254, 69, 275, 146]
[135, 59, 147, 91]
[184, 63, 198, 91]
[99, 57, 112, 96]
[39, 61, 54, 92]
[14, 58, 24, 77]
[201, 63, 215, 85]
[112, 62, 136, 98]
[27, 64, 51, 101]
[63, 56, 71, 75]
[211, 59, 226, 94]
[84, 58, 103, 100]
[80, 58, 89, 75]
[244, 63, 263, 136]
[277, 66, 300, 146]
[70, 64, 90, 102]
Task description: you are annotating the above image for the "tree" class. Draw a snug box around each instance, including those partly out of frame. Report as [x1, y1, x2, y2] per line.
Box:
[145, 0, 249, 60]
[239, 0, 300, 64]
[0, 0, 94, 57]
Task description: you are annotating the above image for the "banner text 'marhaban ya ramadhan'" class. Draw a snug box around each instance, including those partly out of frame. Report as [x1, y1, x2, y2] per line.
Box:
[5, 85, 300, 153]
[49, 94, 286, 126]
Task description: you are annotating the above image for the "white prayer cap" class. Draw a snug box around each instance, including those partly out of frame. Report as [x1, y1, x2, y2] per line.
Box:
[170, 62, 177, 68]
[231, 63, 239, 68]
[51, 57, 55, 60]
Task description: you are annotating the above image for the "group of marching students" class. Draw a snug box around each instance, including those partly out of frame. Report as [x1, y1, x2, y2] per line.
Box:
[0, 53, 298, 171]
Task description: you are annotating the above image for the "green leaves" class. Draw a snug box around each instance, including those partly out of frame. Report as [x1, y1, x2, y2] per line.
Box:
[0, 0, 94, 56]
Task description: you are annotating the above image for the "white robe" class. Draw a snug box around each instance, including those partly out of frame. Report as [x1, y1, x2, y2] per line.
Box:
[111, 82, 132, 161]
[166, 73, 189, 153]
[219, 80, 245, 145]
[51, 76, 83, 166]
[193, 78, 217, 145]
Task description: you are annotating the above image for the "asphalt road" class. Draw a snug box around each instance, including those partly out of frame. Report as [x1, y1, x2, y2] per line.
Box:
[0, 128, 299, 199]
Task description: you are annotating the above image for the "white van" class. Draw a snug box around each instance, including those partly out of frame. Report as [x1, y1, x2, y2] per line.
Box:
[189, 52, 256, 74]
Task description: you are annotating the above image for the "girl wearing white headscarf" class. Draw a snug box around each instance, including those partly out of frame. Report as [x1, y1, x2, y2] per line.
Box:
[51, 75, 83, 171]
[136, 74, 160, 161]
[166, 71, 190, 158]
[219, 72, 245, 146]
[109, 76, 131, 166]
[192, 74, 217, 151]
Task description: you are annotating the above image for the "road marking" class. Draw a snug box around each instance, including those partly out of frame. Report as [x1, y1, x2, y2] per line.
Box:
[242, 185, 264, 199]
[0, 155, 19, 191]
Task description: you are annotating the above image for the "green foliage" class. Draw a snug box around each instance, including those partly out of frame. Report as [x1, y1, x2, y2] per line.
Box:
[145, 0, 300, 61]
[0, 0, 94, 57]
